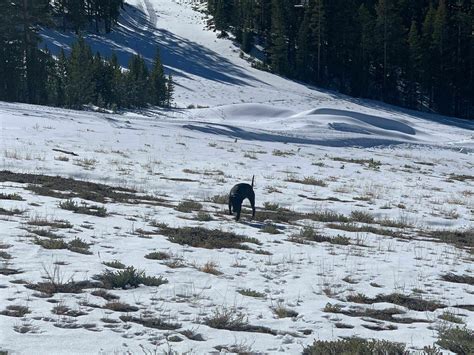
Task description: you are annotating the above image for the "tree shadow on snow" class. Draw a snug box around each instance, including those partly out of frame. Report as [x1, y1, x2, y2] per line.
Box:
[40, 4, 260, 87]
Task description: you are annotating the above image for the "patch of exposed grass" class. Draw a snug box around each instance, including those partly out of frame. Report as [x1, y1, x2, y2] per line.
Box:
[441, 273, 474, 286]
[1, 305, 30, 317]
[0, 207, 23, 216]
[175, 201, 203, 213]
[290, 227, 350, 246]
[424, 229, 473, 252]
[33, 237, 67, 250]
[332, 156, 382, 167]
[261, 223, 280, 234]
[67, 237, 91, 254]
[196, 211, 212, 221]
[209, 194, 227, 204]
[263, 202, 280, 211]
[323, 303, 430, 324]
[59, 199, 107, 217]
[199, 261, 222, 275]
[0, 193, 24, 201]
[438, 311, 465, 324]
[303, 338, 405, 355]
[120, 315, 181, 330]
[327, 223, 401, 238]
[347, 293, 445, 311]
[272, 303, 298, 318]
[350, 210, 375, 224]
[91, 289, 119, 301]
[103, 260, 126, 269]
[52, 304, 87, 317]
[159, 226, 260, 250]
[145, 252, 171, 260]
[95, 266, 168, 289]
[286, 176, 328, 187]
[104, 301, 139, 312]
[237, 289, 265, 298]
[0, 170, 163, 204]
[27, 217, 72, 229]
[437, 326, 473, 354]
[0, 251, 12, 259]
[204, 307, 276, 335]
[272, 149, 295, 157]
[33, 236, 91, 254]
[449, 174, 474, 182]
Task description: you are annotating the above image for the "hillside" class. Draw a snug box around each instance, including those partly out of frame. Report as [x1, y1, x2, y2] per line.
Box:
[0, 0, 473, 354]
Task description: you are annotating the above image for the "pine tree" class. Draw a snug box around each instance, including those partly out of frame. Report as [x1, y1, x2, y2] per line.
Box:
[166, 74, 174, 108]
[66, 36, 95, 108]
[407, 20, 422, 108]
[269, 0, 288, 74]
[309, 0, 326, 83]
[126, 54, 149, 107]
[148, 49, 167, 106]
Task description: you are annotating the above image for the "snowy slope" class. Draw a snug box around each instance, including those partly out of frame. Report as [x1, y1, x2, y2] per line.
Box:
[1, 0, 473, 354]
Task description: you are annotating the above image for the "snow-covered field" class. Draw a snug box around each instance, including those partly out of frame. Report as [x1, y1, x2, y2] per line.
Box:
[1, 0, 473, 354]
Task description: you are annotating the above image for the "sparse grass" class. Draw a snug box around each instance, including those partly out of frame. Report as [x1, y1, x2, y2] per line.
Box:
[0, 171, 162, 204]
[0, 207, 24, 216]
[346, 293, 445, 311]
[350, 210, 375, 224]
[0, 251, 12, 259]
[33, 237, 67, 250]
[424, 229, 473, 251]
[199, 261, 222, 275]
[67, 237, 91, 254]
[95, 266, 168, 289]
[145, 251, 171, 260]
[237, 289, 265, 298]
[323, 303, 429, 323]
[303, 338, 406, 355]
[261, 223, 280, 234]
[52, 304, 87, 317]
[290, 227, 350, 245]
[438, 311, 465, 324]
[159, 226, 261, 250]
[272, 149, 295, 157]
[104, 301, 139, 312]
[196, 211, 212, 221]
[263, 201, 280, 211]
[27, 217, 72, 229]
[448, 174, 474, 182]
[103, 260, 126, 269]
[272, 303, 298, 318]
[332, 157, 382, 169]
[209, 194, 227, 204]
[437, 326, 473, 354]
[1, 305, 30, 317]
[33, 236, 91, 254]
[175, 200, 203, 213]
[286, 176, 328, 187]
[0, 193, 24, 201]
[441, 273, 474, 286]
[120, 315, 181, 330]
[204, 307, 276, 335]
[59, 199, 107, 217]
[91, 289, 119, 301]
[327, 223, 402, 238]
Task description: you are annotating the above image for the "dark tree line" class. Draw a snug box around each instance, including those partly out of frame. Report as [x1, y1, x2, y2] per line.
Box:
[0, 0, 173, 110]
[51, 0, 125, 33]
[209, 0, 473, 119]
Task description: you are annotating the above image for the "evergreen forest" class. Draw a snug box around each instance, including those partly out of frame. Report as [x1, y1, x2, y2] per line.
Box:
[208, 0, 473, 119]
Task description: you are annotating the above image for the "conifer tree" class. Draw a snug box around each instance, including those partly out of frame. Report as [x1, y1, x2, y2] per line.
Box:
[149, 49, 167, 106]
[66, 36, 94, 108]
[166, 74, 175, 108]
